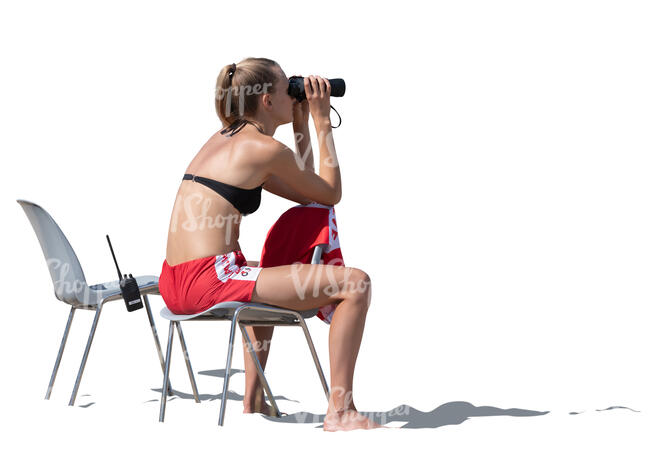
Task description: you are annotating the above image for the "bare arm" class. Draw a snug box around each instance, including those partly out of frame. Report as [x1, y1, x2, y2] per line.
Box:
[293, 112, 315, 173]
[259, 102, 315, 205]
[267, 139, 340, 206]
[263, 75, 341, 206]
[312, 119, 340, 202]
[307, 75, 341, 203]
[262, 173, 312, 205]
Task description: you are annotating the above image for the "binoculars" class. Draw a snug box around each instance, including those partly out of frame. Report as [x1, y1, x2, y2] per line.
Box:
[288, 76, 346, 102]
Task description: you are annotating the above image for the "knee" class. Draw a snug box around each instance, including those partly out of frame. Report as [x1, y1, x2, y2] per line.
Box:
[345, 268, 372, 308]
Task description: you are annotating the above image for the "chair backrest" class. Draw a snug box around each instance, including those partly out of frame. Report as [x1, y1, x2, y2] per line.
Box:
[17, 199, 89, 305]
[311, 244, 325, 264]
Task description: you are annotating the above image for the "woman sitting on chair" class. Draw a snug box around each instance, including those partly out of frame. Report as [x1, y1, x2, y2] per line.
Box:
[158, 57, 383, 431]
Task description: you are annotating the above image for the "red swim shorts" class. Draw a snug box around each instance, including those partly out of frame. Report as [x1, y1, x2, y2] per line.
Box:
[158, 250, 263, 315]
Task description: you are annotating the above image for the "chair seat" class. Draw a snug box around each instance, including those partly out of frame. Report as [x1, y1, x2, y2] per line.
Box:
[160, 301, 319, 323]
[84, 275, 159, 308]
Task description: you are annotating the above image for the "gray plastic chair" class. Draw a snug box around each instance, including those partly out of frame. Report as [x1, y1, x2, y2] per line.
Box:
[158, 244, 331, 426]
[17, 199, 170, 406]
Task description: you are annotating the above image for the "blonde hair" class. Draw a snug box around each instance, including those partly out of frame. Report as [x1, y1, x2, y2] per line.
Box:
[215, 57, 280, 132]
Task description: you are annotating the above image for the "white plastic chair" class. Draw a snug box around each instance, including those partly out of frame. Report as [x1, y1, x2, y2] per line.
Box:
[158, 244, 331, 426]
[17, 199, 171, 405]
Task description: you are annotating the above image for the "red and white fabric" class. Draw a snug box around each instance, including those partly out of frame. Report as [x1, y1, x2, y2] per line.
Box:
[260, 202, 344, 324]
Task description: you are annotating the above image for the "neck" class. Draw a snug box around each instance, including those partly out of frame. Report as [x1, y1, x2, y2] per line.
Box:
[242, 116, 278, 136]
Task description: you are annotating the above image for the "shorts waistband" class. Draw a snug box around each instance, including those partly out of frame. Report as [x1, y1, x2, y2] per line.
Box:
[164, 250, 244, 268]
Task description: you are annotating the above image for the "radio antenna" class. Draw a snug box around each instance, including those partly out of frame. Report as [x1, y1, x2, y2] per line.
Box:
[106, 234, 123, 279]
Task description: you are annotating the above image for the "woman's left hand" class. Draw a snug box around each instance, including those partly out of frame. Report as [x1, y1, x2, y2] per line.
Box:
[291, 75, 310, 125]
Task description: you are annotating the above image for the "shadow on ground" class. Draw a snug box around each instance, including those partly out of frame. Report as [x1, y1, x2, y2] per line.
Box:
[143, 368, 640, 428]
[146, 368, 298, 404]
[569, 406, 640, 415]
[262, 401, 549, 429]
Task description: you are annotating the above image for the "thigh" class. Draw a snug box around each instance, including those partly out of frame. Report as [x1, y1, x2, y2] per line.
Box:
[251, 263, 369, 312]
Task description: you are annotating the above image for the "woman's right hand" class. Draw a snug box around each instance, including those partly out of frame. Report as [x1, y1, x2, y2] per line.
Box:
[304, 75, 331, 124]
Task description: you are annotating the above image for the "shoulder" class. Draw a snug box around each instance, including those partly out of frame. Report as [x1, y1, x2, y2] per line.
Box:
[249, 135, 292, 163]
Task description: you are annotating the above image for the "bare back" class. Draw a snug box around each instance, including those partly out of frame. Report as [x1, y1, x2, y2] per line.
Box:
[165, 124, 269, 266]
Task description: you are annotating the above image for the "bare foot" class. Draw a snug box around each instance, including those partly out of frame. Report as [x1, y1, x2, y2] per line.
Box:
[243, 400, 277, 417]
[243, 387, 277, 417]
[323, 408, 388, 431]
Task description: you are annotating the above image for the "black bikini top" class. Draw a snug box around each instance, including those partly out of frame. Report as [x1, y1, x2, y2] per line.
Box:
[182, 118, 265, 216]
[183, 174, 263, 216]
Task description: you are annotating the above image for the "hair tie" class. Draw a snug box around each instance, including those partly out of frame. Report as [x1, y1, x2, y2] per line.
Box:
[228, 63, 236, 79]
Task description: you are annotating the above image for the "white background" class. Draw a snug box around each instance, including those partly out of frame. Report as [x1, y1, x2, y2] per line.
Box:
[1, 0, 648, 452]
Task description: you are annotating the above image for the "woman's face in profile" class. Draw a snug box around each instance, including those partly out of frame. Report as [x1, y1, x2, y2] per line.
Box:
[271, 66, 297, 125]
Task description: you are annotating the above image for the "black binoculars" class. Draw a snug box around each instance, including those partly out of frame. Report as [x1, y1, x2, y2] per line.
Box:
[287, 76, 346, 102]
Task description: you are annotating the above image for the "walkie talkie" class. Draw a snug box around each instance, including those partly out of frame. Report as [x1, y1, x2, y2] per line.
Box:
[106, 234, 143, 312]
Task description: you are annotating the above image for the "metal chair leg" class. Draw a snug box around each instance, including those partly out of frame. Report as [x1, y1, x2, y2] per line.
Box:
[218, 310, 241, 426]
[175, 321, 200, 403]
[142, 294, 173, 396]
[296, 315, 330, 401]
[239, 321, 281, 417]
[159, 321, 175, 422]
[45, 306, 76, 399]
[68, 303, 104, 406]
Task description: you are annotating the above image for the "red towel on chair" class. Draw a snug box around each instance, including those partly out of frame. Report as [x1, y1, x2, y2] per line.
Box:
[259, 202, 343, 324]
